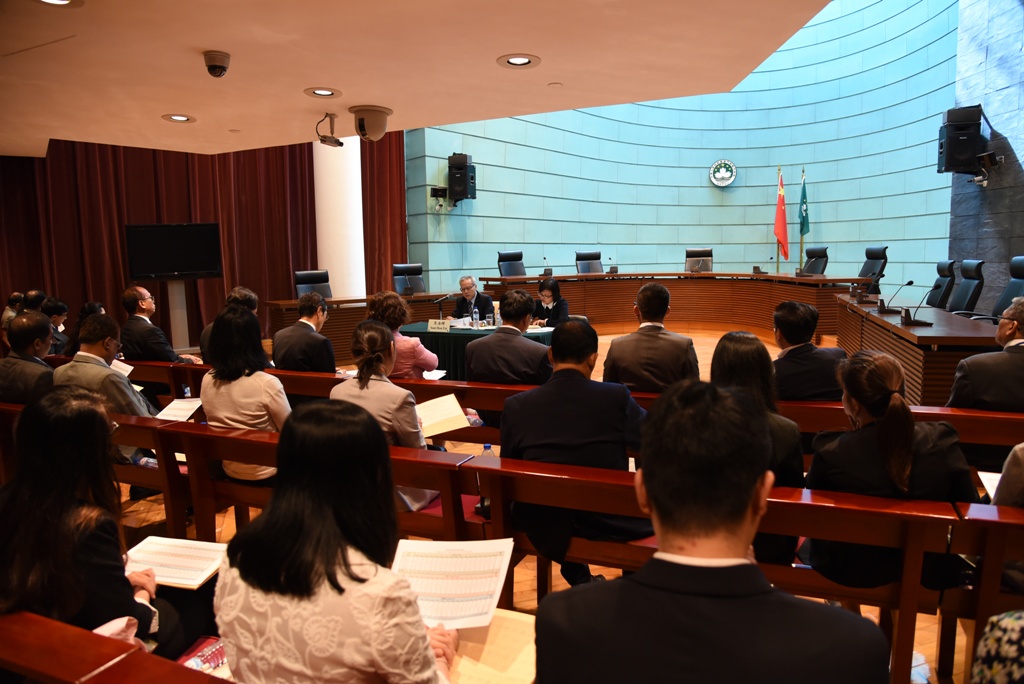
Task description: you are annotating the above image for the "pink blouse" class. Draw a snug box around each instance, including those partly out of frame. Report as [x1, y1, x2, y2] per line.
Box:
[389, 330, 439, 379]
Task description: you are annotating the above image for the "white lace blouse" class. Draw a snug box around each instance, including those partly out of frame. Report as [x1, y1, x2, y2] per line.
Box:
[214, 549, 448, 683]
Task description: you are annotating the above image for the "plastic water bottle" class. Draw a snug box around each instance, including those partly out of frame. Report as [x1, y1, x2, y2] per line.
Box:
[495, 312, 502, 327]
[472, 307, 480, 328]
[481, 443, 495, 458]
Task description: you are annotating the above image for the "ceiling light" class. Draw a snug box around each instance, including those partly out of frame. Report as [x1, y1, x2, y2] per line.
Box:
[161, 114, 195, 124]
[497, 53, 541, 69]
[304, 87, 341, 99]
[36, 0, 85, 7]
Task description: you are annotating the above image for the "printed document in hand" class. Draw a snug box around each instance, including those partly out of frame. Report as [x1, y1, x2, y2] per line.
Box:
[393, 538, 515, 629]
[156, 398, 203, 422]
[126, 536, 226, 590]
[416, 393, 470, 437]
[423, 369, 447, 380]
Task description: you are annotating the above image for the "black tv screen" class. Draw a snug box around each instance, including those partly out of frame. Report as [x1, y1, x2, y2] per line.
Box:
[125, 223, 223, 280]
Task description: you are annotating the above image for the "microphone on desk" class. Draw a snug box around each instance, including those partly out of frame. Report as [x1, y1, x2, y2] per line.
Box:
[855, 273, 880, 303]
[690, 258, 705, 274]
[432, 293, 457, 305]
[877, 280, 913, 314]
[752, 256, 774, 275]
[901, 284, 940, 327]
[541, 256, 552, 277]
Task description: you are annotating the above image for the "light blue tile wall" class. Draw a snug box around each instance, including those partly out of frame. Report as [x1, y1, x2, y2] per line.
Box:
[406, 0, 957, 301]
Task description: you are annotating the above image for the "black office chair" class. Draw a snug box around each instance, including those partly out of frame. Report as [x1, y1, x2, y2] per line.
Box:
[294, 270, 332, 298]
[497, 251, 527, 276]
[684, 248, 713, 273]
[802, 246, 829, 275]
[858, 246, 888, 295]
[925, 260, 956, 309]
[948, 260, 985, 315]
[392, 264, 426, 295]
[967, 256, 1024, 323]
[575, 250, 603, 274]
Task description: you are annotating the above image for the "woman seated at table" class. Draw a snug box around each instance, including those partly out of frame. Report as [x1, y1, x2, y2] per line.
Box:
[329, 319, 437, 510]
[202, 305, 290, 482]
[0, 386, 216, 659]
[806, 350, 979, 589]
[531, 278, 569, 327]
[710, 331, 805, 564]
[216, 401, 458, 683]
[366, 290, 439, 379]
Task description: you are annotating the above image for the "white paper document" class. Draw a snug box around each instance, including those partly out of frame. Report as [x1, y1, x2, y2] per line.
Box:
[126, 536, 226, 590]
[416, 394, 470, 437]
[111, 358, 135, 377]
[979, 471, 1002, 498]
[392, 538, 515, 629]
[525, 327, 553, 335]
[156, 398, 203, 422]
[423, 369, 447, 380]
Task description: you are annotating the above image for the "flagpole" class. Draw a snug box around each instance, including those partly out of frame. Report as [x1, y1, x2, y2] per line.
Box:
[775, 165, 782, 273]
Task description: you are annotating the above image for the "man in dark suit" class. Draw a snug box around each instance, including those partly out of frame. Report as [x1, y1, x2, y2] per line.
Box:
[501, 319, 650, 585]
[773, 300, 846, 401]
[272, 291, 335, 373]
[448, 275, 494, 321]
[199, 286, 259, 361]
[947, 295, 1024, 412]
[602, 282, 699, 392]
[465, 289, 552, 426]
[120, 285, 202, 365]
[0, 310, 54, 403]
[535, 381, 889, 683]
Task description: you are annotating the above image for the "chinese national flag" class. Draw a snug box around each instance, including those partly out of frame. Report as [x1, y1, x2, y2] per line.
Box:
[774, 171, 789, 260]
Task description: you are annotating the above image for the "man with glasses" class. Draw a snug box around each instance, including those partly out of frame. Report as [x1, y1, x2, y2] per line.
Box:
[272, 291, 336, 374]
[0, 310, 54, 403]
[948, 296, 1024, 413]
[119, 285, 202, 365]
[448, 275, 493, 321]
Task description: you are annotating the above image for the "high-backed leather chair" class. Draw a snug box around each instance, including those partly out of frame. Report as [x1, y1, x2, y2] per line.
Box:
[575, 250, 603, 274]
[802, 246, 829, 275]
[858, 246, 888, 295]
[684, 248, 713, 273]
[294, 270, 332, 298]
[948, 260, 985, 315]
[925, 260, 956, 309]
[392, 264, 425, 295]
[497, 250, 526, 276]
[968, 255, 1024, 323]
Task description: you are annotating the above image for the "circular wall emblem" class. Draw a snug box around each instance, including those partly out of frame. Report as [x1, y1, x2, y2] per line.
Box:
[709, 159, 737, 187]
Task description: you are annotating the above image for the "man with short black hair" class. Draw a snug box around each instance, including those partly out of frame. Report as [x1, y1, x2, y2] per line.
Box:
[501, 319, 650, 585]
[40, 296, 70, 356]
[272, 291, 335, 373]
[0, 310, 54, 403]
[603, 282, 699, 392]
[448, 275, 494, 320]
[536, 381, 889, 683]
[119, 285, 201, 365]
[772, 300, 846, 401]
[22, 289, 46, 311]
[200, 286, 259, 360]
[947, 296, 1024, 413]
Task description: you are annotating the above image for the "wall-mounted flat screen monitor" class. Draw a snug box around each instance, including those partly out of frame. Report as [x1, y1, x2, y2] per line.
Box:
[125, 223, 223, 280]
[684, 257, 713, 273]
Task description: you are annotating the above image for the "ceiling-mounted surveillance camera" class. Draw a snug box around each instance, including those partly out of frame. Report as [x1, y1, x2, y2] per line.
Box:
[203, 50, 231, 78]
[349, 105, 393, 142]
[315, 113, 344, 148]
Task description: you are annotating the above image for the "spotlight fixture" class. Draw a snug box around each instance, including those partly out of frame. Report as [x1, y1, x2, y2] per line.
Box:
[496, 53, 541, 69]
[303, 87, 341, 99]
[161, 114, 195, 124]
[315, 112, 344, 148]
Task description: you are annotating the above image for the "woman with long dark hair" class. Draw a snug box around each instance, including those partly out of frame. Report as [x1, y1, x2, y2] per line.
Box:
[367, 290, 438, 379]
[531, 278, 569, 327]
[216, 401, 458, 682]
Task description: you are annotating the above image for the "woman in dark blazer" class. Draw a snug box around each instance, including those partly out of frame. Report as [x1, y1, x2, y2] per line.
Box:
[532, 278, 569, 326]
[806, 350, 979, 589]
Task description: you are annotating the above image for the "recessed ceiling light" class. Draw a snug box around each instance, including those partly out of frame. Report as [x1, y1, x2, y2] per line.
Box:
[161, 114, 196, 124]
[36, 0, 84, 7]
[548, 82, 564, 88]
[304, 87, 341, 99]
[497, 53, 541, 69]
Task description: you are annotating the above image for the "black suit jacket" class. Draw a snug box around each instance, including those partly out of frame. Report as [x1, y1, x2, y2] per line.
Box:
[603, 325, 698, 393]
[120, 315, 186, 363]
[536, 558, 890, 684]
[773, 343, 846, 401]
[531, 298, 568, 326]
[465, 327, 552, 426]
[946, 344, 1024, 412]
[272, 322, 335, 373]
[451, 293, 494, 320]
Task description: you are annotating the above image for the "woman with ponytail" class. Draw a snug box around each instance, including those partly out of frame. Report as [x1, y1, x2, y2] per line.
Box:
[806, 350, 978, 588]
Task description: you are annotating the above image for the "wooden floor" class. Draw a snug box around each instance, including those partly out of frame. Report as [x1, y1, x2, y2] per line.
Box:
[122, 324, 969, 683]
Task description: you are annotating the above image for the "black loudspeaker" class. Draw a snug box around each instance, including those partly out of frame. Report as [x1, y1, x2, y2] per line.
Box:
[448, 153, 476, 201]
[937, 106, 986, 173]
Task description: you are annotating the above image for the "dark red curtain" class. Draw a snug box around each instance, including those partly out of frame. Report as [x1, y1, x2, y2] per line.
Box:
[360, 132, 408, 294]
[0, 140, 316, 342]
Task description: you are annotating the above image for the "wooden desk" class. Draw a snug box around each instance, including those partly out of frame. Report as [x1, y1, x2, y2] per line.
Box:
[835, 295, 999, 405]
[479, 272, 868, 335]
[399, 322, 553, 381]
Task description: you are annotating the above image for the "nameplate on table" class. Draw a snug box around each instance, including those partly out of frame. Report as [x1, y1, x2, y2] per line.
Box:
[427, 319, 452, 333]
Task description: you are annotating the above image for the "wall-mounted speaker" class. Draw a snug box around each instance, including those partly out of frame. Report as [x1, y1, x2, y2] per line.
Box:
[448, 153, 476, 202]
[937, 106, 987, 173]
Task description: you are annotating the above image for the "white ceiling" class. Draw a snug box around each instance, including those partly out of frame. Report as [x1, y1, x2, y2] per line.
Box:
[0, 0, 830, 158]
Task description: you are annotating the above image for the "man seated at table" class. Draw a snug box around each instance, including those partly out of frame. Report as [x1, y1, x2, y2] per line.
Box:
[272, 291, 335, 373]
[465, 289, 553, 426]
[773, 300, 845, 401]
[535, 381, 889, 683]
[603, 282, 699, 392]
[0, 310, 54, 403]
[501, 319, 650, 586]
[947, 295, 1024, 413]
[448, 275, 493, 321]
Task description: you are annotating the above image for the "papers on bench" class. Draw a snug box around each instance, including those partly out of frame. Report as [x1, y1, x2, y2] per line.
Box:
[126, 536, 226, 590]
[979, 471, 1002, 499]
[423, 369, 447, 380]
[392, 538, 515, 629]
[156, 398, 203, 422]
[525, 326, 553, 334]
[416, 394, 470, 437]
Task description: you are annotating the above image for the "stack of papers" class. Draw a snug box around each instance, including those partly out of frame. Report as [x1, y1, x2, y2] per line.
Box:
[126, 536, 226, 589]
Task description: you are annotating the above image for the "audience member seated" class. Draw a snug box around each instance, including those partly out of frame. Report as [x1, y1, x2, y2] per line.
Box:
[21, 289, 46, 312]
[215, 401, 458, 683]
[64, 301, 105, 357]
[1, 291, 23, 338]
[947, 295, 1024, 412]
[535, 381, 889, 683]
[971, 610, 1024, 683]
[992, 442, 1024, 593]
[531, 278, 568, 327]
[448, 275, 493, 321]
[40, 296, 69, 356]
[200, 287, 258, 362]
[202, 306, 289, 482]
[465, 289, 552, 427]
[367, 290, 438, 379]
[603, 282, 698, 392]
[329, 320, 436, 511]
[710, 331, 804, 564]
[271, 291, 335, 374]
[0, 387, 217, 659]
[501, 319, 651, 586]
[772, 300, 845, 401]
[0, 310, 54, 403]
[120, 285, 201, 365]
[806, 350, 979, 589]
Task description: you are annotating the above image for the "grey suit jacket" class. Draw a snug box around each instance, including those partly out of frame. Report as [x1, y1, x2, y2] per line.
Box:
[0, 352, 54, 403]
[946, 344, 1024, 412]
[53, 353, 157, 417]
[465, 327, 552, 385]
[602, 325, 698, 393]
